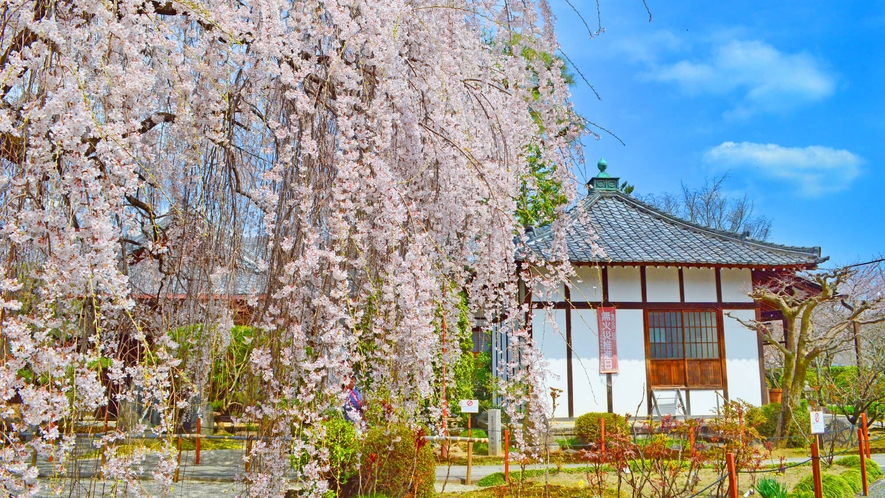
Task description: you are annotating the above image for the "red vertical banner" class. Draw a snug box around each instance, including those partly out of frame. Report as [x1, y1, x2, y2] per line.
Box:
[597, 307, 619, 374]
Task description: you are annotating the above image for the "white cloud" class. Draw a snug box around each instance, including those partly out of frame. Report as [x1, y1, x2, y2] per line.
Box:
[703, 142, 862, 196]
[646, 40, 835, 118]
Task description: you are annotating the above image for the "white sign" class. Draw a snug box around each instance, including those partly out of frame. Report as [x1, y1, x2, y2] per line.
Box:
[459, 399, 479, 414]
[810, 411, 826, 434]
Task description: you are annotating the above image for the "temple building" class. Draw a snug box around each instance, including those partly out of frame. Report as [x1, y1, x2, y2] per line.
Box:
[519, 160, 825, 418]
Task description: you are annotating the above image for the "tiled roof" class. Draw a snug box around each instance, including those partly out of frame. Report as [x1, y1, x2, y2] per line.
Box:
[523, 190, 825, 267]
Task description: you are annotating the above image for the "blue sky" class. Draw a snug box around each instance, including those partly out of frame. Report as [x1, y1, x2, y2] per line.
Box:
[551, 0, 884, 267]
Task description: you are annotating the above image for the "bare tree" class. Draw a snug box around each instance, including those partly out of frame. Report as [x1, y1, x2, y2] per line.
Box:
[641, 174, 772, 240]
[815, 323, 885, 426]
[733, 265, 885, 444]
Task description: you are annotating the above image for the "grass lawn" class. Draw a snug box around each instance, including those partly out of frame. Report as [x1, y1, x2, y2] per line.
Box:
[438, 460, 871, 497]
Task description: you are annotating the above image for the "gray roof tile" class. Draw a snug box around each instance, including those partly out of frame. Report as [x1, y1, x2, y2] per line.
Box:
[524, 191, 825, 267]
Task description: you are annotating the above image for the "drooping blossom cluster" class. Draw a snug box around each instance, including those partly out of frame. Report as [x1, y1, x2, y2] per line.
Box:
[0, 0, 586, 495]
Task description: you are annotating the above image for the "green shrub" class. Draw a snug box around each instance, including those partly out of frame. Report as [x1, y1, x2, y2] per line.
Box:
[290, 415, 358, 494]
[786, 492, 814, 498]
[755, 477, 787, 498]
[574, 412, 629, 445]
[476, 472, 506, 487]
[792, 473, 853, 498]
[834, 455, 884, 480]
[838, 469, 862, 493]
[354, 422, 435, 498]
[750, 403, 811, 447]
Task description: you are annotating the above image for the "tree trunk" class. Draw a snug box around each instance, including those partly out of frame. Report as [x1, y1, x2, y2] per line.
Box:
[776, 356, 809, 447]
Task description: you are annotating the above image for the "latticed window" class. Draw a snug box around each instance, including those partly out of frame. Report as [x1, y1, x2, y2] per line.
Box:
[646, 310, 723, 389]
[649, 311, 719, 360]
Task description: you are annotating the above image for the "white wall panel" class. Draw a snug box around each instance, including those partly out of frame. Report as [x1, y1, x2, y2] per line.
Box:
[723, 309, 763, 406]
[646, 267, 680, 302]
[571, 309, 607, 415]
[532, 280, 565, 303]
[533, 309, 569, 418]
[611, 309, 648, 416]
[720, 268, 754, 303]
[571, 266, 603, 303]
[689, 390, 724, 416]
[608, 267, 642, 302]
[683, 268, 717, 303]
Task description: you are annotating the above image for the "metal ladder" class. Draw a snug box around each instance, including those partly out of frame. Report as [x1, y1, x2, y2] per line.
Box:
[650, 388, 688, 419]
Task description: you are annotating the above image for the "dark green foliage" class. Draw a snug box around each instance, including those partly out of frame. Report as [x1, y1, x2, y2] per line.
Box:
[443, 292, 477, 427]
[574, 412, 629, 445]
[515, 144, 568, 227]
[748, 402, 811, 447]
[356, 422, 436, 498]
[834, 455, 884, 480]
[171, 325, 261, 415]
[791, 473, 853, 498]
[291, 415, 359, 495]
[755, 477, 787, 498]
[320, 416, 359, 492]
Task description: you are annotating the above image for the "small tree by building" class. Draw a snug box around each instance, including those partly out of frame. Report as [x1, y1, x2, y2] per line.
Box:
[735, 266, 885, 444]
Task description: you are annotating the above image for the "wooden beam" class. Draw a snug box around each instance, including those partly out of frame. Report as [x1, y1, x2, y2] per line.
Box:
[678, 268, 686, 303]
[533, 301, 757, 310]
[565, 285, 574, 418]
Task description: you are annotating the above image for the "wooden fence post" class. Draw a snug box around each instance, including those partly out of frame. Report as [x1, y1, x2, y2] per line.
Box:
[859, 428, 869, 496]
[599, 417, 606, 461]
[726, 452, 739, 498]
[811, 438, 823, 498]
[689, 427, 696, 457]
[466, 416, 473, 485]
[195, 417, 201, 465]
[504, 428, 510, 483]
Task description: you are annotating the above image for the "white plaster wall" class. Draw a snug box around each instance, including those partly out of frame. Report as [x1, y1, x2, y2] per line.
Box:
[608, 267, 642, 302]
[646, 267, 680, 302]
[689, 390, 724, 416]
[569, 309, 648, 417]
[532, 279, 566, 303]
[571, 309, 607, 415]
[723, 309, 763, 406]
[533, 309, 569, 418]
[571, 266, 604, 303]
[683, 268, 717, 303]
[611, 309, 648, 416]
[720, 268, 754, 303]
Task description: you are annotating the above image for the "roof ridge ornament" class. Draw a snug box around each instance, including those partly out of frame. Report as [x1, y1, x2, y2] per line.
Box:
[588, 158, 619, 191]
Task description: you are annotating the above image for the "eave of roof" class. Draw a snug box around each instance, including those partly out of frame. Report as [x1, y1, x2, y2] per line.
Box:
[522, 190, 826, 269]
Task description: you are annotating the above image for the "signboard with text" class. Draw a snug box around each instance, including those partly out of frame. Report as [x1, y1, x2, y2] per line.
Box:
[459, 399, 479, 413]
[810, 411, 826, 434]
[597, 307, 619, 374]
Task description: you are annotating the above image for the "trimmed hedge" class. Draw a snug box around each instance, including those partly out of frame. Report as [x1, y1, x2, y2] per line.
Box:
[574, 412, 629, 445]
[838, 469, 863, 493]
[833, 455, 884, 480]
[791, 473, 853, 498]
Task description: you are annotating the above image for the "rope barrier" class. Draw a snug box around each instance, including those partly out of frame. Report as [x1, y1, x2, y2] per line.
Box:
[687, 473, 729, 498]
